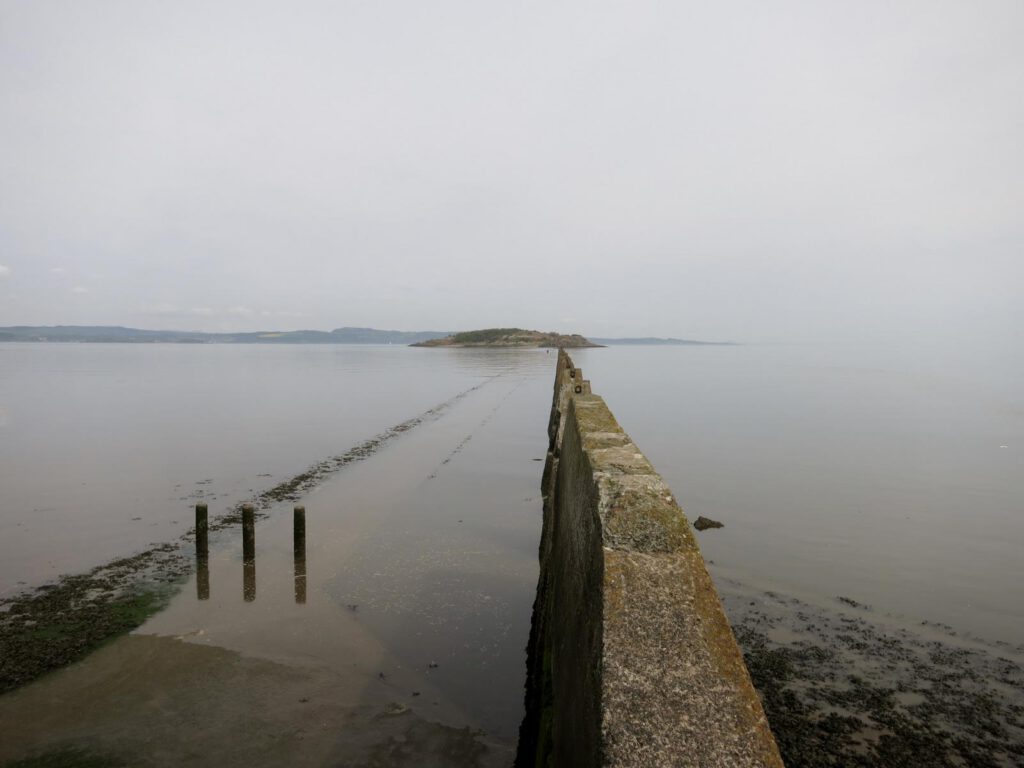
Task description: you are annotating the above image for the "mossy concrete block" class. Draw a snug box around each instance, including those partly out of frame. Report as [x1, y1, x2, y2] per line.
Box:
[517, 350, 783, 767]
[598, 475, 694, 554]
[602, 549, 782, 767]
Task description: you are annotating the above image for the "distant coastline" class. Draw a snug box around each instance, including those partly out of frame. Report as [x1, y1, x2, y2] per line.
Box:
[0, 325, 451, 345]
[0, 325, 731, 347]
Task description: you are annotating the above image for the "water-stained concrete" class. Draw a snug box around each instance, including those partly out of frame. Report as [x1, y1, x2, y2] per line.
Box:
[518, 351, 782, 767]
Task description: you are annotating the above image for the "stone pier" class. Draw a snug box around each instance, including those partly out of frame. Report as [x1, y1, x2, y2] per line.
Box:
[516, 350, 783, 767]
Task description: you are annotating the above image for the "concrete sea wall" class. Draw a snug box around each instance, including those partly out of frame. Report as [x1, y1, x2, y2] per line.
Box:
[516, 351, 783, 767]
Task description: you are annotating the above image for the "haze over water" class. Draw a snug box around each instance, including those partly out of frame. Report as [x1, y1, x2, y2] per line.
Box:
[1, 340, 1020, 644]
[575, 340, 1024, 644]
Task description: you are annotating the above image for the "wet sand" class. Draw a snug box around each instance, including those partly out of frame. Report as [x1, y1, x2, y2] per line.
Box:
[0, 634, 509, 768]
[0, 364, 551, 767]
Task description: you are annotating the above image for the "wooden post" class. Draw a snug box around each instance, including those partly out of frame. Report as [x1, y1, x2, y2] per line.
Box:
[196, 502, 209, 551]
[242, 503, 255, 560]
[196, 503, 209, 600]
[294, 505, 307, 604]
[242, 503, 255, 602]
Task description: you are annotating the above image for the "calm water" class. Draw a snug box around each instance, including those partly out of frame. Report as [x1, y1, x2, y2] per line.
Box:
[0, 343, 516, 593]
[573, 341, 1024, 644]
[0, 340, 1021, 764]
[1, 341, 1020, 640]
[1, 345, 555, 765]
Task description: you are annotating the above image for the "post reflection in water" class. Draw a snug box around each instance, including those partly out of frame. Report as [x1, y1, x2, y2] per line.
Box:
[242, 559, 255, 602]
[193, 503, 311, 603]
[294, 505, 307, 604]
[197, 556, 210, 601]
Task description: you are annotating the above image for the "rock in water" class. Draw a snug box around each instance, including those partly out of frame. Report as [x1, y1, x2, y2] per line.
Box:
[693, 516, 724, 531]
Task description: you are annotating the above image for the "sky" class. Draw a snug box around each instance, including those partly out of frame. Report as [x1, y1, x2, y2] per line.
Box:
[0, 0, 1021, 342]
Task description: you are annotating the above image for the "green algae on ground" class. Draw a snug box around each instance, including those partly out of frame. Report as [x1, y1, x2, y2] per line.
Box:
[720, 583, 1024, 767]
[207, 378, 489, 531]
[0, 550, 185, 694]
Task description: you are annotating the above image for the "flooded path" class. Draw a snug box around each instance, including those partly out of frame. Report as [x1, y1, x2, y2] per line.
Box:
[0, 358, 552, 767]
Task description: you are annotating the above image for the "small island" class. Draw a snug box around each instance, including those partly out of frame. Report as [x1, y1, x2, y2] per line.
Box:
[410, 328, 603, 348]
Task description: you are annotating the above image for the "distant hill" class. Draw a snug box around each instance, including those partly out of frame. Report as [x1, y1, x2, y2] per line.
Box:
[590, 337, 736, 346]
[411, 328, 602, 348]
[0, 325, 451, 344]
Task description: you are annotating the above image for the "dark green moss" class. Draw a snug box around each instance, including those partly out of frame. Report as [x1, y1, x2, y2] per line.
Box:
[0, 578, 176, 694]
[729, 596, 1024, 768]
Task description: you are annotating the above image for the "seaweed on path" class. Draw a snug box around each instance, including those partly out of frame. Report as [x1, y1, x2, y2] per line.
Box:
[208, 379, 491, 529]
[0, 545, 186, 694]
[720, 584, 1024, 767]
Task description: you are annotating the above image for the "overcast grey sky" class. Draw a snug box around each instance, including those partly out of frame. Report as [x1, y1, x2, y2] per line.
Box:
[1, 1, 1021, 341]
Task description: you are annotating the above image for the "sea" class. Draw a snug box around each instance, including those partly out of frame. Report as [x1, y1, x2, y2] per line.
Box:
[0, 340, 1021, 765]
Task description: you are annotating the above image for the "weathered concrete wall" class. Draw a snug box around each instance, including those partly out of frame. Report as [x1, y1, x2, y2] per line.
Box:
[516, 351, 783, 767]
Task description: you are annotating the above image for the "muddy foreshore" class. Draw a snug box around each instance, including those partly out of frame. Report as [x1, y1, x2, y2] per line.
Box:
[716, 575, 1024, 767]
[0, 381, 489, 696]
[5, 530, 1022, 767]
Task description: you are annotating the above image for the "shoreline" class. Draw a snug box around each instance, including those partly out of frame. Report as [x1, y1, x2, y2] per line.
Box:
[3, 520, 1021, 764]
[5, 566, 1021, 765]
[715, 574, 1024, 767]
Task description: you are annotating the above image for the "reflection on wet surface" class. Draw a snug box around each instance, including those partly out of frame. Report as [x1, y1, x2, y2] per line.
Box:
[197, 557, 210, 601]
[0, 634, 515, 768]
[0, 349, 553, 767]
[0, 344, 518, 592]
[294, 505, 307, 605]
[199, 503, 311, 606]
